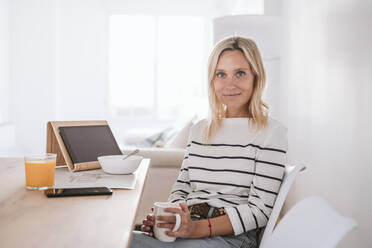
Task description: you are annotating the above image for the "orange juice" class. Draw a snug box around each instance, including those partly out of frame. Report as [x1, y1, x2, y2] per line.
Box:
[24, 154, 57, 189]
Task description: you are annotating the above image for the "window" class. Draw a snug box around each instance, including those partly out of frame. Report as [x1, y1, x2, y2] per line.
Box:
[109, 15, 211, 120]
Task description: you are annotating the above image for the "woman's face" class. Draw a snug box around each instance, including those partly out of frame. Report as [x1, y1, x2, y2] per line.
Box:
[213, 50, 255, 118]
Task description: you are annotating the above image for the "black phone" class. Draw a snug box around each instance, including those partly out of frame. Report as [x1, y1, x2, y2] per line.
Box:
[44, 187, 113, 197]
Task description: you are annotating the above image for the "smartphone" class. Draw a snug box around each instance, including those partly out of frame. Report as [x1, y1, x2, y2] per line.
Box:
[44, 187, 113, 197]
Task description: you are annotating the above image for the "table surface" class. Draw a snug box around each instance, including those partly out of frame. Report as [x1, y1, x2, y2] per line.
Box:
[0, 157, 150, 248]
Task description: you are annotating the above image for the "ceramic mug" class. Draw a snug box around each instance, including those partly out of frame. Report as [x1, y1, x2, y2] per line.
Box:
[153, 202, 181, 242]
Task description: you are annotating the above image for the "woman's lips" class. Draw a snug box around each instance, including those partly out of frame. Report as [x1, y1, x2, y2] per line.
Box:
[223, 93, 241, 97]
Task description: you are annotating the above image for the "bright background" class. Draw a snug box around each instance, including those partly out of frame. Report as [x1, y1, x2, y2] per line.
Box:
[1, 0, 371, 247]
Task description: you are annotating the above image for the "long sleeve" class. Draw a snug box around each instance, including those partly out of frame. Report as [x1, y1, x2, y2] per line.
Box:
[167, 139, 193, 204]
[225, 125, 288, 235]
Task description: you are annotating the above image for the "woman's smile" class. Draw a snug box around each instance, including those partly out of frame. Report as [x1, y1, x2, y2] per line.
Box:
[223, 93, 241, 97]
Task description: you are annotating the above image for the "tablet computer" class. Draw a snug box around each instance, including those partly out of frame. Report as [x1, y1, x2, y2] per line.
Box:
[59, 125, 123, 164]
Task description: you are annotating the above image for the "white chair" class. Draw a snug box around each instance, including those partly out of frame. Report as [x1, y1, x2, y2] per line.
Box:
[260, 196, 358, 248]
[259, 164, 306, 247]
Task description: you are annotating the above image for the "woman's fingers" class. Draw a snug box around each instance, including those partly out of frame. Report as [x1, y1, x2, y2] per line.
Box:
[165, 231, 176, 237]
[143, 219, 154, 226]
[179, 203, 189, 212]
[153, 205, 195, 238]
[156, 215, 176, 222]
[161, 203, 196, 239]
[140, 211, 156, 236]
[140, 225, 152, 232]
[157, 223, 175, 229]
[163, 207, 182, 215]
[143, 214, 155, 225]
[147, 214, 155, 221]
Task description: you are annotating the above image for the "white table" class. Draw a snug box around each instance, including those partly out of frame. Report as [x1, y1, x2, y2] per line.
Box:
[0, 158, 150, 248]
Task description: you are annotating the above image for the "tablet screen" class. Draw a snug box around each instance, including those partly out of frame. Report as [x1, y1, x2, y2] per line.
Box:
[59, 125, 123, 164]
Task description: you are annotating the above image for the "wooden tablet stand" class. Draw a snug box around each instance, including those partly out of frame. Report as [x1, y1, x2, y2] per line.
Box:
[46, 120, 108, 172]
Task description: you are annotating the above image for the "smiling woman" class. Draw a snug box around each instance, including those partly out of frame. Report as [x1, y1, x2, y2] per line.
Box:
[206, 37, 269, 140]
[130, 37, 288, 248]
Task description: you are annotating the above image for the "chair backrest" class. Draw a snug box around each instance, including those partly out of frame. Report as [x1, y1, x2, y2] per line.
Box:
[260, 196, 357, 248]
[259, 164, 306, 247]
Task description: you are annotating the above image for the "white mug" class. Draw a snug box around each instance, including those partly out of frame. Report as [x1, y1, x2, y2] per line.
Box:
[153, 202, 181, 242]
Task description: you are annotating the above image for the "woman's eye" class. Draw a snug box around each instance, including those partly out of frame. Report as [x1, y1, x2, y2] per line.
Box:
[216, 72, 225, 78]
[236, 71, 246, 77]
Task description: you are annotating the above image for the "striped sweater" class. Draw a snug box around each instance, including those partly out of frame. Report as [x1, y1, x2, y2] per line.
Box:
[167, 118, 288, 236]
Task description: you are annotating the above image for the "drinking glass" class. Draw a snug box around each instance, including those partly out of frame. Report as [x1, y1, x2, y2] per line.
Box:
[24, 153, 57, 190]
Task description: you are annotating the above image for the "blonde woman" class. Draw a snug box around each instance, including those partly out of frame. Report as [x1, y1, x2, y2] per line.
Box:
[130, 36, 288, 248]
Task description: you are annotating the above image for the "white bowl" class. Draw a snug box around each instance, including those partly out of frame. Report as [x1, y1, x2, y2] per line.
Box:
[97, 155, 143, 174]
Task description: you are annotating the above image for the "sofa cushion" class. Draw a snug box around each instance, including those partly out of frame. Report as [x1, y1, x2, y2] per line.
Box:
[122, 147, 185, 168]
[164, 118, 194, 148]
[123, 128, 162, 146]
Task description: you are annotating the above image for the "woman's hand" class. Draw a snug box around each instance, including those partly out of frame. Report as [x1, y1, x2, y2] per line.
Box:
[156, 203, 197, 238]
[141, 208, 155, 237]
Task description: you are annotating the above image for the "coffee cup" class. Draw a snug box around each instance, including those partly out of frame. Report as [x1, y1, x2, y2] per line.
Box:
[153, 202, 181, 242]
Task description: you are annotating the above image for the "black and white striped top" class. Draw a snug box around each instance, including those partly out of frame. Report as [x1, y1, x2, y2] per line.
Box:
[167, 118, 288, 236]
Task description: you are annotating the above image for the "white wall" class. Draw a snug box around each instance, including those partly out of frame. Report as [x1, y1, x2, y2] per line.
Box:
[9, 0, 57, 155]
[4, 0, 109, 156]
[55, 0, 108, 120]
[0, 0, 10, 124]
[0, 0, 15, 155]
[280, 0, 372, 247]
[107, 0, 262, 17]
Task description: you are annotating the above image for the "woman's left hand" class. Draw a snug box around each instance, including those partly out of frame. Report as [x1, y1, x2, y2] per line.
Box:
[156, 203, 196, 238]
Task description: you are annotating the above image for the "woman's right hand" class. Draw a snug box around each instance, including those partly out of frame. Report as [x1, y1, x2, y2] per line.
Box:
[141, 208, 155, 237]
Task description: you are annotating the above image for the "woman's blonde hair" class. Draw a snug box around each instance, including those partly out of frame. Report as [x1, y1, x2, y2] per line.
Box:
[205, 36, 269, 141]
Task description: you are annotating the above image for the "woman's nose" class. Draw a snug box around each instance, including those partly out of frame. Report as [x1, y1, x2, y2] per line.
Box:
[225, 75, 237, 86]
